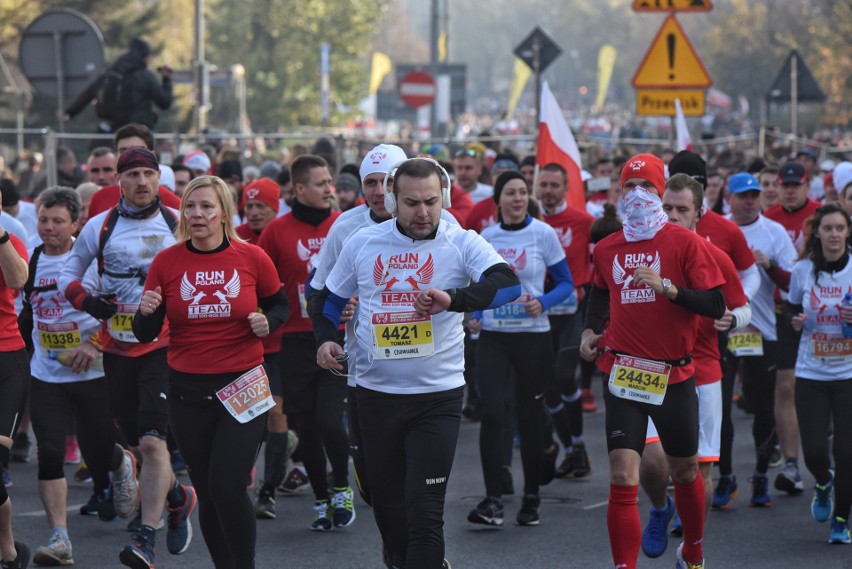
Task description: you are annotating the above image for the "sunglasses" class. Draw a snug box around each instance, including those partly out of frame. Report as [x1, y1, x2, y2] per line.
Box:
[454, 148, 479, 159]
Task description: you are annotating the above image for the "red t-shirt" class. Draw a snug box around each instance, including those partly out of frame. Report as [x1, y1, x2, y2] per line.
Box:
[235, 223, 260, 245]
[448, 184, 474, 227]
[764, 199, 819, 252]
[696, 210, 755, 271]
[693, 241, 748, 386]
[592, 223, 725, 384]
[257, 211, 340, 335]
[543, 204, 594, 288]
[0, 235, 27, 352]
[464, 199, 497, 234]
[89, 184, 182, 218]
[145, 240, 281, 373]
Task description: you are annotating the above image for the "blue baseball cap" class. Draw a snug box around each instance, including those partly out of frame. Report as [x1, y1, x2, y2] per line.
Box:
[727, 172, 762, 194]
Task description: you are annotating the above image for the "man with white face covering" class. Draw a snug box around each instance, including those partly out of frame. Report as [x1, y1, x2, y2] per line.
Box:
[579, 154, 725, 569]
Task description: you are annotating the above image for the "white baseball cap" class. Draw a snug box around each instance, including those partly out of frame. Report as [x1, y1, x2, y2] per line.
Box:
[359, 144, 408, 182]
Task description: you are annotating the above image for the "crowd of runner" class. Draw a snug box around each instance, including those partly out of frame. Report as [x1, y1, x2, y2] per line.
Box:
[0, 121, 850, 569]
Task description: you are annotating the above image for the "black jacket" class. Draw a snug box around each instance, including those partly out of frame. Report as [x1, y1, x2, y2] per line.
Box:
[66, 44, 172, 130]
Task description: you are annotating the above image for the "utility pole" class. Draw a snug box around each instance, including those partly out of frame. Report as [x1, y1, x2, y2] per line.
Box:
[429, 0, 440, 138]
[194, 0, 209, 139]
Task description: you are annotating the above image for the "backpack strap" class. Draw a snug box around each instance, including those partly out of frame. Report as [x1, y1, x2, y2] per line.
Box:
[22, 244, 47, 304]
[97, 207, 121, 277]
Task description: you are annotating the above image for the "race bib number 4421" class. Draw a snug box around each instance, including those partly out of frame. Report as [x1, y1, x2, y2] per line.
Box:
[373, 311, 435, 359]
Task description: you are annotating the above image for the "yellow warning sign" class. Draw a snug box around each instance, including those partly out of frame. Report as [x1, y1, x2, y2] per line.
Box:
[631, 15, 712, 88]
[632, 0, 713, 12]
[636, 89, 705, 117]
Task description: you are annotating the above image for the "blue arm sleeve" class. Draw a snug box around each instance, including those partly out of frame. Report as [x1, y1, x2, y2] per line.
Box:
[305, 268, 316, 299]
[537, 259, 574, 311]
[321, 291, 349, 329]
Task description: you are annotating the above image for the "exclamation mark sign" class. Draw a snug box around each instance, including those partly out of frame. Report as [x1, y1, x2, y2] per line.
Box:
[667, 33, 676, 80]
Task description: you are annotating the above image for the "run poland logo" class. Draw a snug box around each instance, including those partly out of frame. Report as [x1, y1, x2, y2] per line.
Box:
[33, 280, 64, 319]
[553, 226, 573, 248]
[373, 253, 433, 305]
[296, 237, 326, 273]
[809, 285, 850, 326]
[181, 269, 241, 319]
[498, 248, 527, 273]
[612, 251, 660, 304]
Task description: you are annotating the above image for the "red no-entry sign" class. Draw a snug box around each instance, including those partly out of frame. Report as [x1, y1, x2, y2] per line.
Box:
[399, 71, 436, 108]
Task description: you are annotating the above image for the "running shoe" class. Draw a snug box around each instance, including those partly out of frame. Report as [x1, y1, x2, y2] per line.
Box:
[33, 534, 74, 566]
[501, 467, 515, 496]
[581, 388, 597, 413]
[774, 461, 804, 495]
[675, 542, 704, 569]
[555, 453, 574, 478]
[442, 560, 451, 569]
[97, 486, 117, 522]
[516, 494, 540, 526]
[331, 486, 356, 528]
[112, 450, 140, 519]
[280, 467, 311, 495]
[170, 450, 187, 475]
[540, 444, 558, 486]
[749, 474, 772, 507]
[0, 541, 29, 569]
[811, 477, 834, 523]
[670, 511, 683, 537]
[10, 432, 31, 463]
[2, 467, 12, 488]
[255, 486, 277, 520]
[467, 496, 504, 526]
[711, 475, 738, 509]
[570, 443, 592, 478]
[64, 436, 80, 465]
[80, 489, 101, 516]
[119, 533, 155, 569]
[73, 461, 92, 484]
[166, 485, 197, 555]
[641, 494, 675, 558]
[768, 446, 783, 468]
[311, 500, 332, 531]
[829, 517, 851, 544]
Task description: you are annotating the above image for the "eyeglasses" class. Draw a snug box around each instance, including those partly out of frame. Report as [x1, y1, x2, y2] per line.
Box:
[453, 148, 479, 159]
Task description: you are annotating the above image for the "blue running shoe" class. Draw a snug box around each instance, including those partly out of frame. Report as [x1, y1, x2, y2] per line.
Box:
[811, 477, 834, 523]
[712, 475, 737, 509]
[119, 533, 155, 569]
[749, 475, 772, 507]
[166, 485, 197, 554]
[829, 517, 851, 544]
[641, 494, 675, 558]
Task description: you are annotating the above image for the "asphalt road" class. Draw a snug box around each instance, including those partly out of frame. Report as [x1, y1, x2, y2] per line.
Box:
[6, 382, 852, 568]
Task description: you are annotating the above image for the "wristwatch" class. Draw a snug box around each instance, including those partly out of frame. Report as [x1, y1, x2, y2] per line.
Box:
[661, 278, 672, 296]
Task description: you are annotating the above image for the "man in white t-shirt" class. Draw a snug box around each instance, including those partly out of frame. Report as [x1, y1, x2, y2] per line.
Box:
[312, 158, 520, 569]
[716, 173, 797, 509]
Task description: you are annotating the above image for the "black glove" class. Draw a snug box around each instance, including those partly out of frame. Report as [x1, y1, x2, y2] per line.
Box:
[82, 294, 118, 320]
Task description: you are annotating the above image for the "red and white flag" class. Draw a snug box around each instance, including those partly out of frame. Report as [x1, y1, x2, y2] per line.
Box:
[536, 82, 585, 211]
[674, 99, 692, 152]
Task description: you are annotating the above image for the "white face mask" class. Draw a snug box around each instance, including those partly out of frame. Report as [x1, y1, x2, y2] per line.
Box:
[621, 187, 668, 242]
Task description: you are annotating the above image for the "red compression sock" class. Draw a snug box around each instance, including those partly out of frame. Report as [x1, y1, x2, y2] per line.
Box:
[607, 484, 640, 569]
[674, 470, 705, 563]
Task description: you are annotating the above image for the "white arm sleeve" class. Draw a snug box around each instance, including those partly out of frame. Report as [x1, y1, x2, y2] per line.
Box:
[731, 303, 753, 331]
[737, 263, 760, 301]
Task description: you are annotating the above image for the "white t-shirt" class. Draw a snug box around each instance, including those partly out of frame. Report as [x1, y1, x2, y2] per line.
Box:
[0, 211, 28, 241]
[15, 201, 38, 237]
[325, 220, 504, 394]
[788, 257, 852, 381]
[58, 208, 177, 342]
[480, 218, 566, 333]
[467, 182, 494, 204]
[29, 249, 103, 383]
[313, 205, 460, 387]
[727, 214, 797, 340]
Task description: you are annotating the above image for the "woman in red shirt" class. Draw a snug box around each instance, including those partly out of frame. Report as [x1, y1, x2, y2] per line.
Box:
[133, 176, 288, 569]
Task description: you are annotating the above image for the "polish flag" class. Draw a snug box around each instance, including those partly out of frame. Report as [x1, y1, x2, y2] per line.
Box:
[536, 82, 585, 211]
[674, 99, 693, 152]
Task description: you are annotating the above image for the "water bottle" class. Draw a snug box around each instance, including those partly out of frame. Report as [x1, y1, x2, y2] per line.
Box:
[843, 293, 852, 339]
